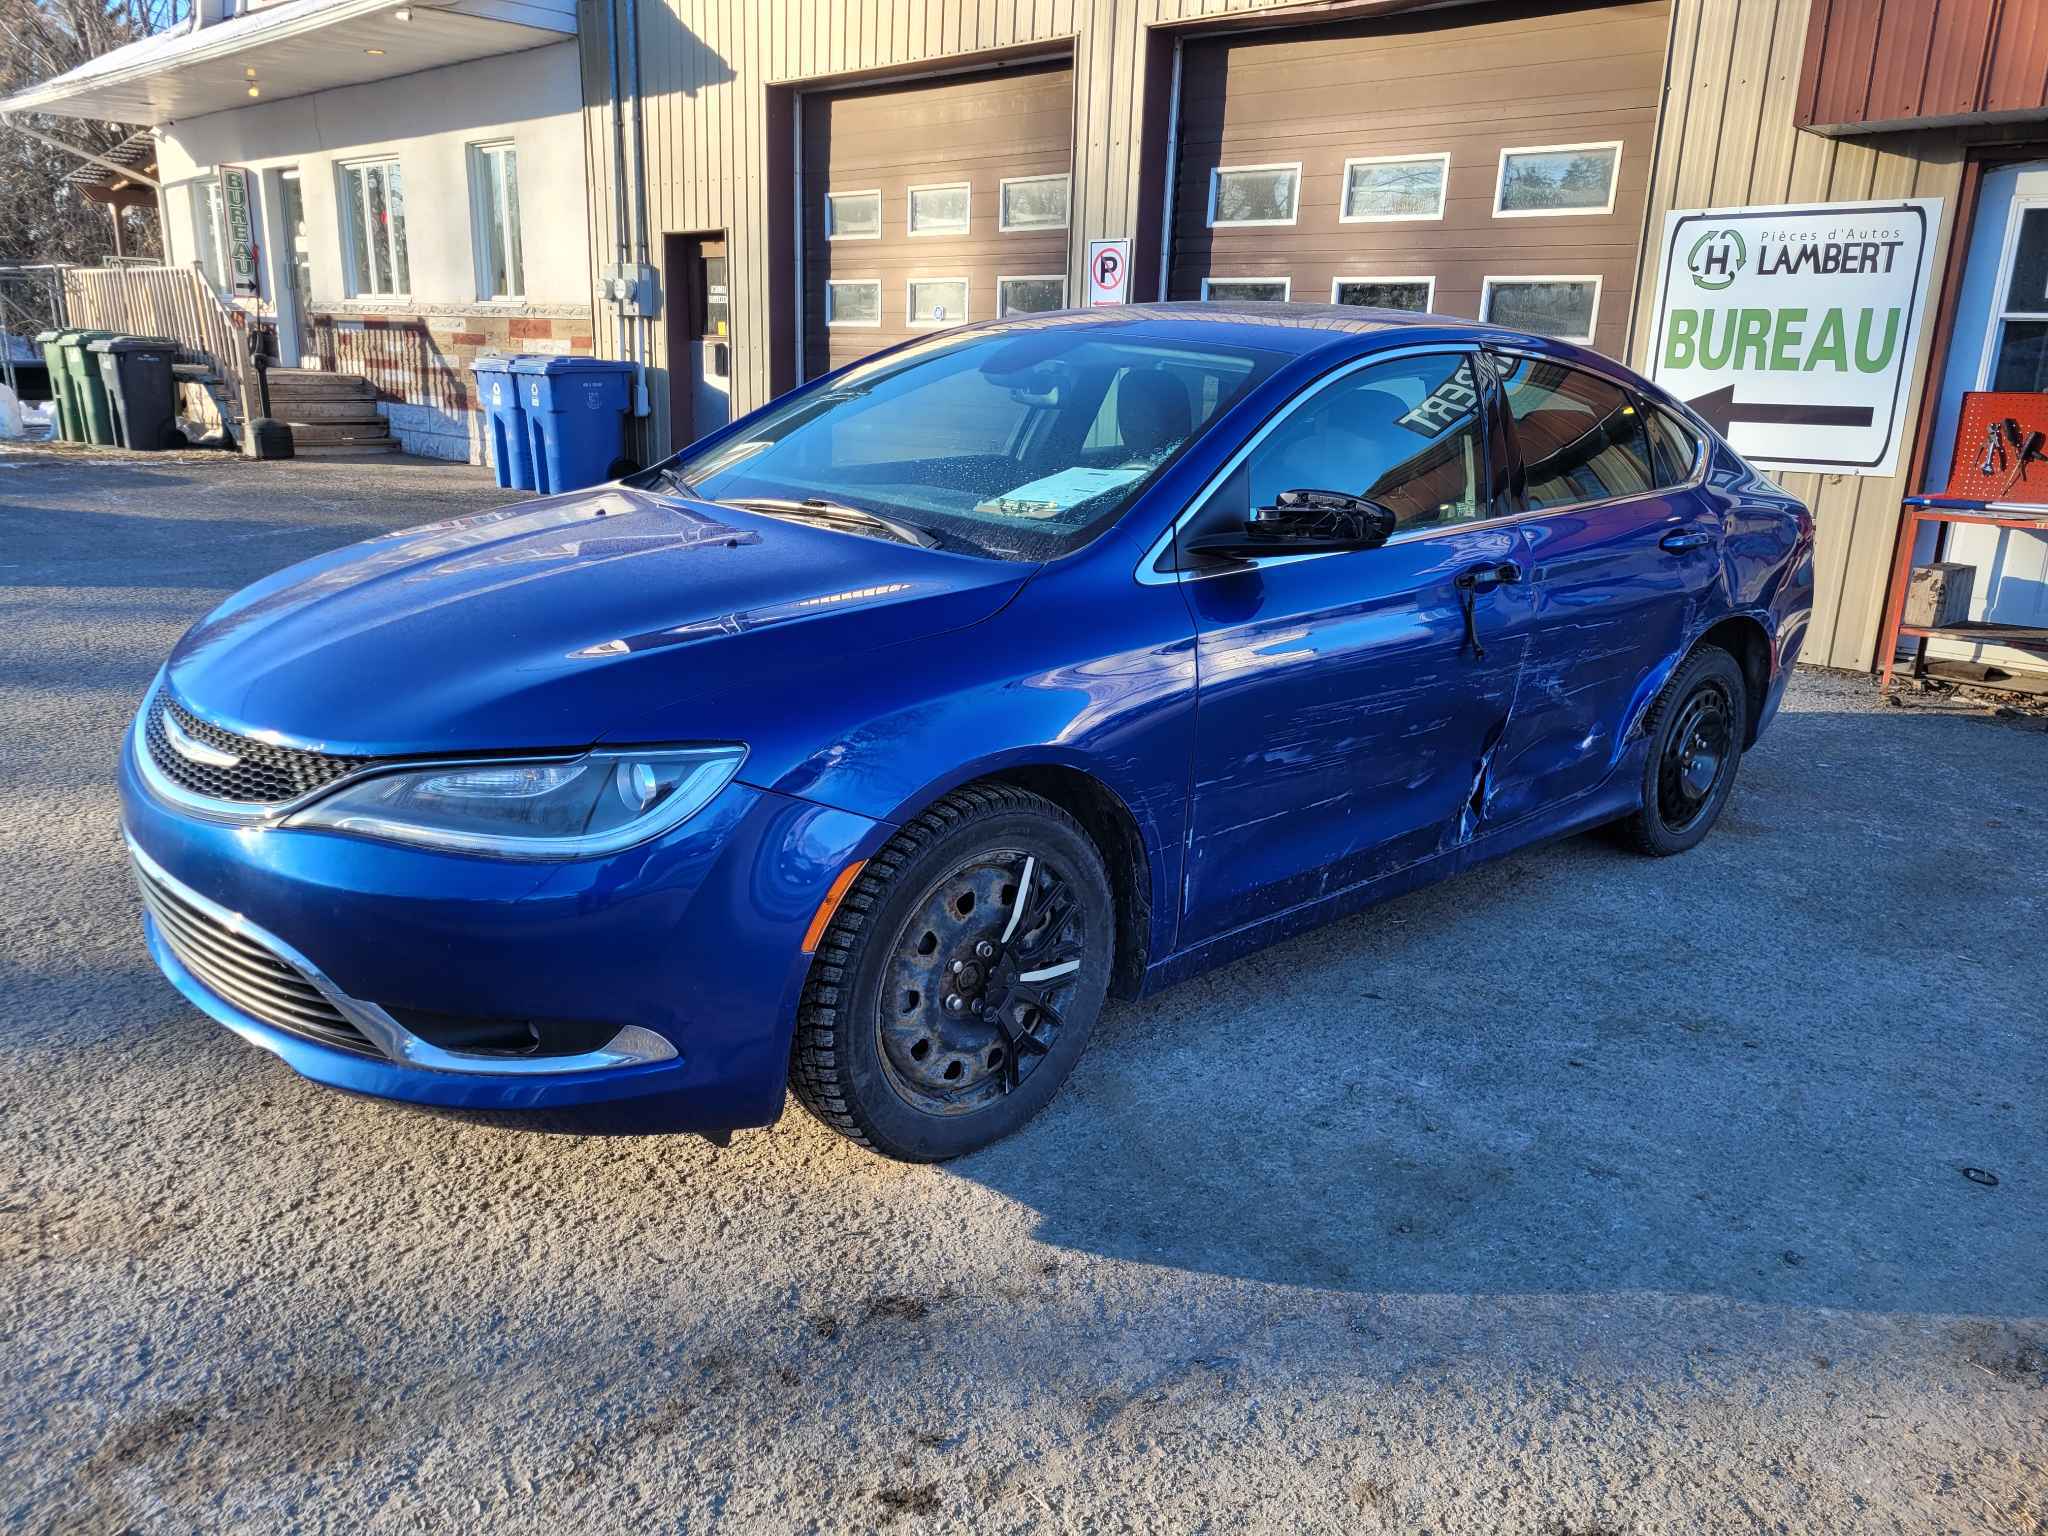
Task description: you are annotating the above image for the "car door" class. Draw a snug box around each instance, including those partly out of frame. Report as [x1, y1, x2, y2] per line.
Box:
[1169, 347, 1532, 948]
[1482, 351, 1723, 825]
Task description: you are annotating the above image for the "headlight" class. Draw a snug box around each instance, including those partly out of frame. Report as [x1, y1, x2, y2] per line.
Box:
[287, 746, 746, 859]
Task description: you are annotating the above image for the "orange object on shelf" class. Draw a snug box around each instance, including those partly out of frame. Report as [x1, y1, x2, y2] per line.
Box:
[1944, 390, 2048, 503]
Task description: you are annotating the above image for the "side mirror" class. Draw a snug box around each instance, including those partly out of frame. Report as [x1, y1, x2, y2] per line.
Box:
[1186, 489, 1397, 561]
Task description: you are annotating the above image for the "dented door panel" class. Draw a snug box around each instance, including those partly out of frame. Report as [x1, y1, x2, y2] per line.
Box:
[1179, 528, 1530, 947]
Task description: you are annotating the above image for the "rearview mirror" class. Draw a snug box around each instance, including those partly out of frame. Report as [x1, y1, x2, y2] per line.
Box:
[1186, 490, 1397, 560]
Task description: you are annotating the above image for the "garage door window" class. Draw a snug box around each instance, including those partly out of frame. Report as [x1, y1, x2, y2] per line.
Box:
[1341, 155, 1449, 222]
[826, 190, 881, 241]
[1203, 277, 1291, 303]
[998, 276, 1067, 316]
[908, 183, 971, 237]
[826, 280, 882, 328]
[908, 278, 969, 326]
[1481, 277, 1600, 343]
[1495, 143, 1622, 217]
[1333, 278, 1433, 311]
[1493, 355, 1655, 509]
[1000, 174, 1069, 232]
[1209, 164, 1300, 227]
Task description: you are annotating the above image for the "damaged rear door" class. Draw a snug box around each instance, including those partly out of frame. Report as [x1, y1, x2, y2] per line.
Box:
[1172, 347, 1532, 948]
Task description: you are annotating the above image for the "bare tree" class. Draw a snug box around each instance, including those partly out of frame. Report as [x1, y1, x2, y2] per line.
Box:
[0, 0, 187, 264]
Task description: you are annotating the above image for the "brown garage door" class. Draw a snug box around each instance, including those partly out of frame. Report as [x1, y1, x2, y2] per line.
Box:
[802, 61, 1075, 379]
[1169, 0, 1670, 360]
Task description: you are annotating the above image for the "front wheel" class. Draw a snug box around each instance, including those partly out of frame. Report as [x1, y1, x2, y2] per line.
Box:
[789, 784, 1114, 1161]
[1616, 644, 1748, 857]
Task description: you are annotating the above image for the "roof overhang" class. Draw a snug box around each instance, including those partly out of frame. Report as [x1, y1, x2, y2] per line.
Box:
[0, 0, 575, 126]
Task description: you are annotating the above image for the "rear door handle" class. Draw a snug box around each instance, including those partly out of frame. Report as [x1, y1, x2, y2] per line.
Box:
[1454, 560, 1523, 593]
[1660, 528, 1713, 553]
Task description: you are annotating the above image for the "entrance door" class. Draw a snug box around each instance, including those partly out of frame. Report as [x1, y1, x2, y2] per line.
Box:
[663, 231, 732, 454]
[276, 170, 314, 365]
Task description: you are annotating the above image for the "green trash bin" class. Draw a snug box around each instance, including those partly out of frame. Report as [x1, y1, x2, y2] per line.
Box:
[62, 330, 119, 445]
[90, 335, 181, 451]
[36, 329, 82, 442]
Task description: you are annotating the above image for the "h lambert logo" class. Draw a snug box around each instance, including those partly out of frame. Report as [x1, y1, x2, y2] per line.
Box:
[1687, 227, 1747, 291]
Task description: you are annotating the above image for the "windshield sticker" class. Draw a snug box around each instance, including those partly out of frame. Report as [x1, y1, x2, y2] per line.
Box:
[974, 467, 1146, 519]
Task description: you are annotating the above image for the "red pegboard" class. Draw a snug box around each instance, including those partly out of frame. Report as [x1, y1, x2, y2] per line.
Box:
[1945, 391, 2048, 502]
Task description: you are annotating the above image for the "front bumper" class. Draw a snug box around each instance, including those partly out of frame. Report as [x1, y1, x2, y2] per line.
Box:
[119, 734, 883, 1127]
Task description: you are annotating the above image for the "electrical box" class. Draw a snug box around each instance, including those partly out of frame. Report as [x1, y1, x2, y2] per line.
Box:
[1903, 562, 1976, 629]
[602, 263, 660, 319]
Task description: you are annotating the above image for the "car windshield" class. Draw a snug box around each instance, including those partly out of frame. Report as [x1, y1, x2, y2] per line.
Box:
[658, 328, 1284, 560]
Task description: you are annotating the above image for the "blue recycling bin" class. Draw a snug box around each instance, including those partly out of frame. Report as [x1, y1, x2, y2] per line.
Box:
[470, 354, 534, 491]
[511, 356, 633, 495]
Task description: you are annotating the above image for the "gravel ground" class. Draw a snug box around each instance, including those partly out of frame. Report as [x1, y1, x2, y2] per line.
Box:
[2, 446, 2044, 1535]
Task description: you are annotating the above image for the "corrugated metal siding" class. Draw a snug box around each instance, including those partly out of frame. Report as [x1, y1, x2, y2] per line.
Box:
[1630, 0, 1966, 671]
[1797, 0, 2048, 133]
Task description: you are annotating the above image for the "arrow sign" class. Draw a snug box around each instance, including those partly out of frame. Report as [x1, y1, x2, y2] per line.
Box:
[1683, 385, 1877, 437]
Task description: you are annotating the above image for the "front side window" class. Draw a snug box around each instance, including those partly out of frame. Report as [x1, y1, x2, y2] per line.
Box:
[1482, 277, 1600, 342]
[1190, 352, 1486, 542]
[999, 175, 1069, 232]
[339, 158, 410, 297]
[469, 142, 524, 299]
[1492, 355, 1654, 508]
[1203, 277, 1291, 303]
[998, 275, 1067, 316]
[190, 178, 227, 289]
[666, 331, 1281, 561]
[1209, 164, 1300, 227]
[1495, 143, 1622, 216]
[1342, 155, 1449, 222]
[1333, 278, 1433, 311]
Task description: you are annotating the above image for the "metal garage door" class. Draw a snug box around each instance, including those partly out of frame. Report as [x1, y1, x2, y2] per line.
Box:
[802, 61, 1075, 379]
[1169, 0, 1671, 360]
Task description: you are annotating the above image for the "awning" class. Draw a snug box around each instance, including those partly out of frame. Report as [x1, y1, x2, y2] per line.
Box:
[61, 130, 160, 208]
[0, 0, 575, 126]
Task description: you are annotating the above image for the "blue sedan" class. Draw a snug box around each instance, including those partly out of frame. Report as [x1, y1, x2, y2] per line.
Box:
[121, 305, 1813, 1160]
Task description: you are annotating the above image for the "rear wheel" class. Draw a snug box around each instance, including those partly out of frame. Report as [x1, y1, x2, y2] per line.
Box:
[789, 784, 1113, 1161]
[1616, 644, 1747, 857]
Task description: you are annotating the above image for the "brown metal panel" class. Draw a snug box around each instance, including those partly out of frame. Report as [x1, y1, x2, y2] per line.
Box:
[1169, 0, 1670, 360]
[1984, 0, 2048, 116]
[1798, 0, 2048, 131]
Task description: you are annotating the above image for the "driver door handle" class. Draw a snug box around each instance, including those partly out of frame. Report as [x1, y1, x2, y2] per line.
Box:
[1454, 560, 1523, 593]
[1660, 528, 1713, 553]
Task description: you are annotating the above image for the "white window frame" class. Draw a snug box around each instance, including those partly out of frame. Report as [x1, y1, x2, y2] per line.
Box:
[824, 188, 882, 242]
[1480, 274, 1603, 344]
[998, 173, 1071, 233]
[906, 275, 970, 327]
[1338, 154, 1450, 224]
[907, 181, 972, 238]
[1200, 276, 1293, 302]
[336, 155, 409, 298]
[1974, 193, 2048, 387]
[190, 177, 228, 290]
[467, 139, 524, 300]
[824, 278, 883, 329]
[996, 273, 1069, 316]
[1206, 162, 1303, 229]
[1330, 275, 1437, 310]
[1492, 141, 1623, 219]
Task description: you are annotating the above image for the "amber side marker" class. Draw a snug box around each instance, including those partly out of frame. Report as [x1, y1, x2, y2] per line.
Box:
[801, 861, 867, 953]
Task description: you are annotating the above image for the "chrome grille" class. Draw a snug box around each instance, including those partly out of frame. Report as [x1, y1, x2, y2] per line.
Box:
[144, 692, 375, 806]
[134, 856, 380, 1057]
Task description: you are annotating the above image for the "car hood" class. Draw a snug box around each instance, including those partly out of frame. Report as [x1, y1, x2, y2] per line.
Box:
[165, 486, 1033, 756]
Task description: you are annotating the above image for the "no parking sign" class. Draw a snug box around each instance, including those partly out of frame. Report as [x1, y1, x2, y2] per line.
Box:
[1087, 239, 1132, 307]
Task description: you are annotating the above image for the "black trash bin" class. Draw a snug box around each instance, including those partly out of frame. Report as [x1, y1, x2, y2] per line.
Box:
[88, 335, 182, 451]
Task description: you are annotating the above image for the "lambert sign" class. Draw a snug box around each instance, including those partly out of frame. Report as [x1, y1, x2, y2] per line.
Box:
[1647, 198, 1941, 477]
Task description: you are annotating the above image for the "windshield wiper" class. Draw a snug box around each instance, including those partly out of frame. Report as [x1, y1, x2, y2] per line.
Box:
[633, 463, 702, 499]
[721, 496, 943, 550]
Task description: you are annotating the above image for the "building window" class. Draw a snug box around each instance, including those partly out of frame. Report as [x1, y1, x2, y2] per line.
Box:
[1208, 164, 1301, 227]
[468, 141, 524, 299]
[998, 275, 1067, 315]
[1340, 155, 1449, 222]
[825, 189, 881, 241]
[1481, 276, 1602, 342]
[1494, 143, 1622, 217]
[1202, 277, 1291, 303]
[190, 178, 227, 290]
[825, 279, 882, 328]
[907, 277, 968, 326]
[1987, 202, 2048, 389]
[338, 157, 410, 297]
[999, 174, 1069, 232]
[908, 183, 970, 237]
[1332, 277, 1434, 311]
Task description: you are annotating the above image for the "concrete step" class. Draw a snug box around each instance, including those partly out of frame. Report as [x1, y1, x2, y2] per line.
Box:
[288, 421, 393, 446]
[292, 440, 402, 458]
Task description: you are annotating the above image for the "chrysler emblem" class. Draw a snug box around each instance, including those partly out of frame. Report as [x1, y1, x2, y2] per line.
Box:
[163, 711, 242, 769]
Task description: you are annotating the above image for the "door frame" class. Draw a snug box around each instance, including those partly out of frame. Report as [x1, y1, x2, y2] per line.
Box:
[263, 166, 309, 367]
[662, 229, 728, 455]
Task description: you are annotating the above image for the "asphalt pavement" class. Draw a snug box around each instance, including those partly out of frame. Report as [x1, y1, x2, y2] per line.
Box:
[1, 444, 2043, 1534]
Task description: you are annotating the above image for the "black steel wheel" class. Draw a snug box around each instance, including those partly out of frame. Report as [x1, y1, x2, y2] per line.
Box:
[790, 784, 1113, 1161]
[1617, 644, 1748, 857]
